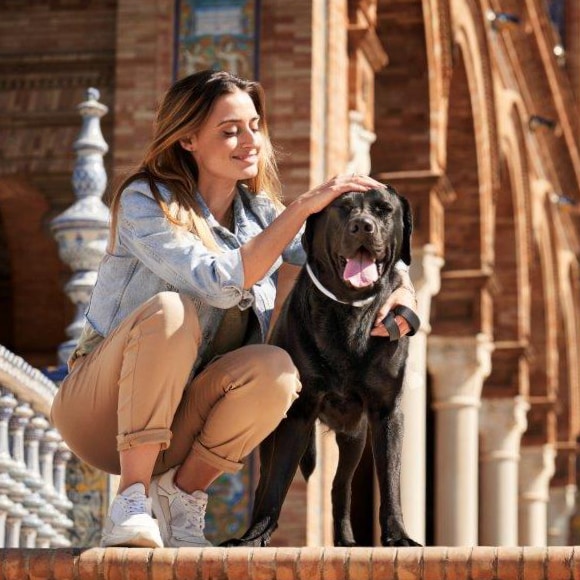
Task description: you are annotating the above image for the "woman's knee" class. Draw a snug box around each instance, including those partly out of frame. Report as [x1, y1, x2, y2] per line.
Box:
[254, 345, 302, 407]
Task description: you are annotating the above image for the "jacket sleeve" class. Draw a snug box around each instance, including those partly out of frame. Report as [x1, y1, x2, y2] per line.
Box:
[117, 187, 254, 309]
[282, 228, 306, 266]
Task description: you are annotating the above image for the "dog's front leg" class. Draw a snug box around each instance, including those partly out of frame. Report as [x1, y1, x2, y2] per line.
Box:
[332, 422, 367, 546]
[370, 406, 421, 547]
[221, 404, 318, 547]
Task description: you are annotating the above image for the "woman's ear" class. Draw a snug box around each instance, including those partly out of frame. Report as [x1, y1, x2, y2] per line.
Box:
[180, 135, 197, 152]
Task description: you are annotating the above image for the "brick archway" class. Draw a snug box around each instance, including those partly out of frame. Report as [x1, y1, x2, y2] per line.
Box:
[0, 177, 69, 368]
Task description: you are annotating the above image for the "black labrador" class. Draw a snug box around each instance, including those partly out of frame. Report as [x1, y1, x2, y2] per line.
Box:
[224, 184, 420, 547]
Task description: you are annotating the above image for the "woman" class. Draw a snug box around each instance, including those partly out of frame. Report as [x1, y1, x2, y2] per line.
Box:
[50, 69, 417, 549]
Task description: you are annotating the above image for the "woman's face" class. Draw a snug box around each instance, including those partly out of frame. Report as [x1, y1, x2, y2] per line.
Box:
[183, 88, 263, 190]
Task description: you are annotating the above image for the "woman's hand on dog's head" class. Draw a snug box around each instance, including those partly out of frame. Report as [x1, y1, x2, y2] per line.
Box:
[294, 173, 385, 218]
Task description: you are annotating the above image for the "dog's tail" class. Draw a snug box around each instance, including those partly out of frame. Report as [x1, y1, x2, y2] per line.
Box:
[299, 430, 316, 480]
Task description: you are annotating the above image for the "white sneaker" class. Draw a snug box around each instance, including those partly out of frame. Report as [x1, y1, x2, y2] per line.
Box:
[100, 482, 163, 548]
[150, 467, 212, 547]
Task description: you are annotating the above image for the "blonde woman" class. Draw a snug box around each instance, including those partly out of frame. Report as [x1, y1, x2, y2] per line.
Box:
[51, 70, 417, 548]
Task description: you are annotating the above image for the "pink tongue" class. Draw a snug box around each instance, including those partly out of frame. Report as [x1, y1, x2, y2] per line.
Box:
[343, 252, 379, 288]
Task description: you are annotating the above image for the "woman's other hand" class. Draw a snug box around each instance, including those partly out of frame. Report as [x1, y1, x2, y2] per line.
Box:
[370, 283, 418, 339]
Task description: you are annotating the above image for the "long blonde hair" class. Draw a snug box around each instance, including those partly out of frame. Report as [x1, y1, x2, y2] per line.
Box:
[107, 70, 282, 249]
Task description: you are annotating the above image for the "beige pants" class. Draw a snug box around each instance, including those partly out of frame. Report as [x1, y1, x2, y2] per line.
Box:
[50, 292, 301, 476]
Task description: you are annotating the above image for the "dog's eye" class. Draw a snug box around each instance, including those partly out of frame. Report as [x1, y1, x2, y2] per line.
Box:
[334, 203, 354, 215]
[373, 202, 393, 216]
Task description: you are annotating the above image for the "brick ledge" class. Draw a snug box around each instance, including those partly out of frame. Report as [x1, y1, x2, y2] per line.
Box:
[1, 546, 578, 579]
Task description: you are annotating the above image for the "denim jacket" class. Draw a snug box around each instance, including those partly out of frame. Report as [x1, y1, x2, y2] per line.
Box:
[77, 179, 306, 374]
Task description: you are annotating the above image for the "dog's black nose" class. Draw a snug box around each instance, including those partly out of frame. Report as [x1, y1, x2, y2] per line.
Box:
[348, 216, 375, 234]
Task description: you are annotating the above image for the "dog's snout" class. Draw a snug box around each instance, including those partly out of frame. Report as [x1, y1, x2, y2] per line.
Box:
[348, 216, 375, 235]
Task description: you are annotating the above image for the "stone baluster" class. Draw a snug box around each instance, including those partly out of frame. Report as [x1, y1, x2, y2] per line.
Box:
[24, 415, 49, 493]
[50, 87, 110, 365]
[427, 334, 493, 546]
[20, 512, 42, 548]
[0, 474, 15, 547]
[0, 389, 18, 477]
[39, 427, 61, 504]
[35, 523, 56, 549]
[7, 402, 35, 530]
[5, 501, 27, 548]
[9, 402, 34, 483]
[53, 441, 73, 514]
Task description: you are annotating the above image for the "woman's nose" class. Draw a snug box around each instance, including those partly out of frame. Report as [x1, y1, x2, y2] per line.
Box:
[241, 128, 260, 147]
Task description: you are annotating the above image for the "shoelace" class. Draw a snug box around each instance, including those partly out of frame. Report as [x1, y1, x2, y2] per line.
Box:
[180, 494, 207, 531]
[121, 494, 150, 516]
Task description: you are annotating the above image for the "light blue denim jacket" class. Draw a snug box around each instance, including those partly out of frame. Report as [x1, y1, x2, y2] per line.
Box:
[82, 179, 305, 374]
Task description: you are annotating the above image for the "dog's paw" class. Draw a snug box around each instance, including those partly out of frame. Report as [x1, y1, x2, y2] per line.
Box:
[220, 536, 271, 548]
[335, 540, 358, 547]
[382, 537, 422, 547]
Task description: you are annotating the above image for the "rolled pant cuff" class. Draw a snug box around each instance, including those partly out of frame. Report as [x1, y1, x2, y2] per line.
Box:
[192, 440, 244, 473]
[117, 428, 171, 451]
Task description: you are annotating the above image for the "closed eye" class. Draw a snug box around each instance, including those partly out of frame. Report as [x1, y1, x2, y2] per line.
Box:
[373, 201, 393, 216]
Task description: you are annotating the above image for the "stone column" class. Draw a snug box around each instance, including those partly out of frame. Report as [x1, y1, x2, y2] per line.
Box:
[50, 87, 110, 365]
[20, 513, 42, 548]
[548, 483, 577, 545]
[53, 442, 73, 515]
[39, 427, 61, 504]
[428, 334, 493, 546]
[24, 415, 49, 493]
[519, 444, 556, 546]
[399, 244, 443, 545]
[479, 396, 529, 545]
[5, 502, 27, 548]
[0, 478, 14, 548]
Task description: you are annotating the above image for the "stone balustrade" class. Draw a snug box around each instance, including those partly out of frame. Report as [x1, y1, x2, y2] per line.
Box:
[0, 346, 72, 548]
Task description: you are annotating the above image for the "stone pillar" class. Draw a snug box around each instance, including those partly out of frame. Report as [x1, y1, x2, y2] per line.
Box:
[428, 334, 493, 546]
[8, 402, 34, 485]
[519, 444, 556, 546]
[399, 244, 443, 545]
[5, 502, 26, 548]
[50, 87, 110, 365]
[0, 480, 14, 548]
[53, 442, 74, 514]
[548, 483, 577, 546]
[24, 415, 49, 493]
[20, 513, 42, 548]
[479, 396, 529, 545]
[39, 427, 61, 504]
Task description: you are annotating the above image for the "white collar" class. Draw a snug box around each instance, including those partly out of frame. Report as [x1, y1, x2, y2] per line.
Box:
[305, 263, 376, 308]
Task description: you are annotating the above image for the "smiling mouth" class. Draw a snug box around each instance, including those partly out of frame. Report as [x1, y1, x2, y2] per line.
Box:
[339, 249, 383, 288]
[233, 153, 259, 162]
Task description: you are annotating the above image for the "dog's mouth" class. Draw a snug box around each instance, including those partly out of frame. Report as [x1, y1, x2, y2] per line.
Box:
[339, 249, 384, 289]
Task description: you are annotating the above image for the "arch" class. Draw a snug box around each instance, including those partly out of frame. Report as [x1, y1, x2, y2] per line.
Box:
[0, 177, 68, 367]
[524, 219, 559, 447]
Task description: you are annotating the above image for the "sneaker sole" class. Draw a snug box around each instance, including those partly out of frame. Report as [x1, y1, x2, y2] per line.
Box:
[101, 528, 163, 549]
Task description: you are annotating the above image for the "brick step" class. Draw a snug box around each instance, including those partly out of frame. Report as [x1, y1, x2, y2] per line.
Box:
[0, 546, 578, 579]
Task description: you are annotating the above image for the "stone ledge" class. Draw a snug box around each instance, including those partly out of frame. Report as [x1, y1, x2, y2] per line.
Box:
[0, 546, 578, 579]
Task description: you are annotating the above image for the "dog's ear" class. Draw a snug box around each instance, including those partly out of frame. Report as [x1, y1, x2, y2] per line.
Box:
[399, 195, 413, 266]
[301, 213, 317, 255]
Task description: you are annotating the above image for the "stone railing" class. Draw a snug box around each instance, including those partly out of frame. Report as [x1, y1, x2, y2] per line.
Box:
[0, 346, 72, 548]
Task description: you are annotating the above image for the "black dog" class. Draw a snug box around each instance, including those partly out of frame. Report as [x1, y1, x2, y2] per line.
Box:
[225, 185, 420, 547]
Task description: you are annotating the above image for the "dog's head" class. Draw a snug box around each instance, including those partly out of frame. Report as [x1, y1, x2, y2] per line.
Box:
[302, 184, 412, 300]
